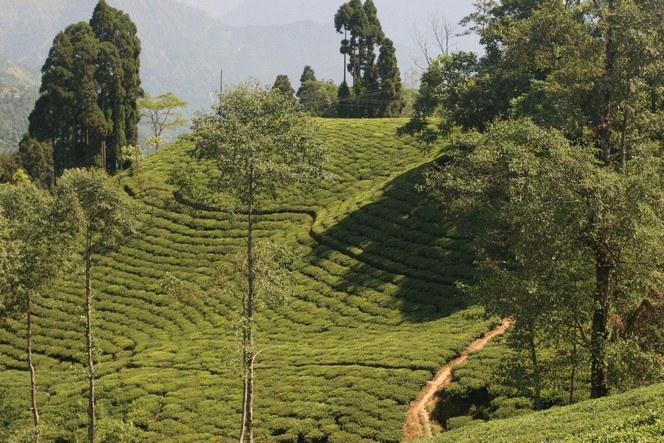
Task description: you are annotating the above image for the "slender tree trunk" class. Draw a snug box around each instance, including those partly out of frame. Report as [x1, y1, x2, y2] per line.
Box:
[591, 245, 611, 398]
[246, 192, 255, 443]
[343, 28, 348, 84]
[240, 174, 256, 443]
[569, 340, 577, 405]
[85, 231, 96, 443]
[589, 0, 614, 400]
[598, 0, 616, 164]
[101, 140, 107, 173]
[527, 323, 542, 410]
[27, 296, 40, 428]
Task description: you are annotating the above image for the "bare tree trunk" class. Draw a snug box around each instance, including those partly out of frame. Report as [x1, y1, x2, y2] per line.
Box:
[27, 296, 40, 428]
[240, 173, 256, 443]
[590, 0, 615, 400]
[527, 323, 542, 410]
[246, 193, 255, 443]
[591, 246, 611, 398]
[85, 232, 96, 443]
[569, 340, 577, 405]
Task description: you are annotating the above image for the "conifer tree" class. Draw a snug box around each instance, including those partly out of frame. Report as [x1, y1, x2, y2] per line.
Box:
[27, 1, 141, 177]
[376, 38, 404, 117]
[271, 74, 295, 98]
[334, 0, 402, 117]
[90, 0, 142, 173]
[296, 65, 317, 98]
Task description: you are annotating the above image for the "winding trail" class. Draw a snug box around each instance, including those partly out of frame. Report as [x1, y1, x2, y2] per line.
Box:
[403, 318, 513, 441]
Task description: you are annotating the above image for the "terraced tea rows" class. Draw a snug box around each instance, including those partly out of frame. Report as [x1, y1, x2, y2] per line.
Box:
[0, 119, 495, 442]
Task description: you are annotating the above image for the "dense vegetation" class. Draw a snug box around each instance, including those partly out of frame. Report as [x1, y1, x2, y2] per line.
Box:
[27, 0, 142, 175]
[401, 0, 664, 414]
[1, 0, 663, 441]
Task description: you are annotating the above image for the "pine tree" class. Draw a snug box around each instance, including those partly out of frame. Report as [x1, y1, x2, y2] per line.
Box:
[90, 0, 142, 173]
[334, 0, 401, 117]
[271, 74, 295, 98]
[296, 65, 317, 98]
[376, 38, 404, 117]
[27, 1, 142, 177]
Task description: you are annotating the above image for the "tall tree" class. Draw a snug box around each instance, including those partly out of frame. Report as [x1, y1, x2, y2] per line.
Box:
[188, 81, 325, 443]
[54, 168, 138, 443]
[334, 0, 401, 117]
[28, 22, 107, 176]
[425, 118, 664, 406]
[0, 180, 76, 431]
[406, 0, 664, 401]
[90, 0, 143, 172]
[375, 38, 404, 117]
[27, 1, 142, 176]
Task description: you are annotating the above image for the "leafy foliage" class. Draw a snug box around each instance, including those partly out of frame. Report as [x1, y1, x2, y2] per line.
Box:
[27, 1, 142, 175]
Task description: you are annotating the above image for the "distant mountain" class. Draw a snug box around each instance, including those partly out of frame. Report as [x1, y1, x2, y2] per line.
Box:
[0, 0, 347, 124]
[0, 56, 39, 154]
[0, 0, 477, 152]
[175, 0, 481, 55]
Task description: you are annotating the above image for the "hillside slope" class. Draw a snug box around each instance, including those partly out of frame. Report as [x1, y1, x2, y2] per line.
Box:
[0, 119, 496, 442]
[418, 382, 664, 442]
[0, 56, 39, 154]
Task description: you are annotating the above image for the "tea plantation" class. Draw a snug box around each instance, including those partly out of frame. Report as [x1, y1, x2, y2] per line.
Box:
[0, 119, 499, 442]
[418, 382, 664, 442]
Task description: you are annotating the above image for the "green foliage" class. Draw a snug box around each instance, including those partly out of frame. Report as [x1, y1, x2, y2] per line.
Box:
[0, 181, 76, 313]
[334, 0, 403, 118]
[272, 74, 296, 98]
[0, 154, 18, 184]
[28, 1, 142, 175]
[298, 79, 338, 118]
[188, 81, 326, 206]
[423, 118, 664, 404]
[16, 135, 53, 187]
[421, 383, 664, 443]
[55, 168, 139, 243]
[138, 92, 188, 152]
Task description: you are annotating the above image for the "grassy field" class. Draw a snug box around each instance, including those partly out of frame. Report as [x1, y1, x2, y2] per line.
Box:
[418, 382, 664, 442]
[0, 118, 500, 442]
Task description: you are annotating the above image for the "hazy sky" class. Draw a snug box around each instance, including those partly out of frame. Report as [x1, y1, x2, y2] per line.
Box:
[177, 0, 482, 55]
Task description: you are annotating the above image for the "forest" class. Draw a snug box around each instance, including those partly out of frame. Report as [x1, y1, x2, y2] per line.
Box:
[0, 0, 662, 442]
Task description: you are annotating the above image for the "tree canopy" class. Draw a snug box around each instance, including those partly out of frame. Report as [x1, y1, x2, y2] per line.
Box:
[409, 0, 664, 400]
[334, 0, 403, 117]
[27, 1, 142, 177]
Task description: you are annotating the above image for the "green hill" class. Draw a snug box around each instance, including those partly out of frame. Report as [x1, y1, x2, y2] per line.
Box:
[0, 118, 496, 442]
[418, 382, 664, 443]
[0, 56, 38, 154]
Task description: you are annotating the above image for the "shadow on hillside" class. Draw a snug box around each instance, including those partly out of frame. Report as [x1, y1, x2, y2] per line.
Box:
[308, 161, 476, 323]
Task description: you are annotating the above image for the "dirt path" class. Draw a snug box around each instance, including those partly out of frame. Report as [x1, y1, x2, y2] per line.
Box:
[403, 318, 512, 441]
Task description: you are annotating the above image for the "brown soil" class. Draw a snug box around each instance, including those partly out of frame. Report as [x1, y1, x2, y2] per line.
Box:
[402, 318, 512, 441]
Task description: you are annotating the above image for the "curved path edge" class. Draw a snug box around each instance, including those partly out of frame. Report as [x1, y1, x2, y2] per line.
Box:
[403, 318, 513, 441]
